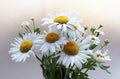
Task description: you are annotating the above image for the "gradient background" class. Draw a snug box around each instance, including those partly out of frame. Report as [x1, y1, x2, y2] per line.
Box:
[0, 0, 120, 79]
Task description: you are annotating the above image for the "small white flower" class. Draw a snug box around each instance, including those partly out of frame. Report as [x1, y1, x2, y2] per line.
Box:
[93, 50, 111, 63]
[21, 21, 30, 28]
[41, 11, 84, 33]
[57, 38, 92, 69]
[9, 31, 41, 62]
[39, 31, 67, 55]
[95, 29, 104, 35]
[84, 35, 100, 45]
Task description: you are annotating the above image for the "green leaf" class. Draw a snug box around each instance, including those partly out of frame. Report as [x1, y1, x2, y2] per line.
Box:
[34, 28, 40, 34]
[99, 64, 110, 70]
[98, 63, 111, 74]
[89, 44, 97, 50]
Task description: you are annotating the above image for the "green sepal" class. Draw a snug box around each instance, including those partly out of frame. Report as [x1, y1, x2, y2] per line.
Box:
[34, 28, 40, 34]
[90, 26, 96, 34]
[104, 40, 110, 45]
[98, 25, 103, 29]
[84, 26, 88, 30]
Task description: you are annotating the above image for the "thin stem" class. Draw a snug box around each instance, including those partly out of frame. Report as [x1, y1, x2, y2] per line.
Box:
[99, 44, 106, 50]
[64, 67, 70, 79]
[64, 65, 74, 79]
[84, 61, 96, 74]
[99, 43, 108, 50]
[31, 18, 36, 29]
[100, 40, 109, 50]
[26, 26, 32, 32]
[59, 66, 63, 79]
[35, 54, 48, 79]
[24, 27, 29, 32]
[35, 54, 42, 62]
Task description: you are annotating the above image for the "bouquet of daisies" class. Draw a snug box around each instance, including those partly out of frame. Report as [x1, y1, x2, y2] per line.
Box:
[9, 11, 111, 79]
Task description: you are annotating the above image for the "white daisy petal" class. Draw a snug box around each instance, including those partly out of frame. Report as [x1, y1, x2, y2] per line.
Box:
[41, 12, 84, 36]
[93, 50, 111, 63]
[57, 38, 90, 69]
[9, 32, 41, 62]
[39, 31, 66, 55]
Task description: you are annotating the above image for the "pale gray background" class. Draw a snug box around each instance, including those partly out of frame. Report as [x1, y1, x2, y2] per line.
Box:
[0, 0, 120, 79]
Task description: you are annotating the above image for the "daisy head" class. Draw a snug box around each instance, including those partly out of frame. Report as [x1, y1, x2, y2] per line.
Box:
[41, 11, 84, 33]
[39, 31, 66, 55]
[93, 50, 111, 63]
[85, 35, 100, 45]
[57, 38, 92, 69]
[9, 31, 41, 62]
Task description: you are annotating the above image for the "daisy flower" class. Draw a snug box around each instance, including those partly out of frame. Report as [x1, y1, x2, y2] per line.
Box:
[83, 35, 100, 45]
[9, 32, 41, 62]
[39, 31, 66, 55]
[41, 11, 84, 33]
[93, 50, 111, 63]
[57, 38, 92, 69]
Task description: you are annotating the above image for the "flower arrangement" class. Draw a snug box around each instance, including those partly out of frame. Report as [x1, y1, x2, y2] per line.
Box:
[9, 11, 111, 79]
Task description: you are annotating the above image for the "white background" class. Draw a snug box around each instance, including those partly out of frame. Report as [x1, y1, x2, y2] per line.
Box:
[0, 0, 120, 79]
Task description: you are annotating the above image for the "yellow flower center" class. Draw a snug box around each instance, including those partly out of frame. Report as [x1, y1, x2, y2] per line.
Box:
[20, 40, 33, 53]
[97, 54, 104, 58]
[63, 41, 79, 55]
[54, 16, 69, 24]
[45, 32, 59, 43]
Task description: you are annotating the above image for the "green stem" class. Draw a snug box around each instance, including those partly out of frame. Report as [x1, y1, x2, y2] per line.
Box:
[84, 61, 96, 74]
[100, 40, 109, 50]
[41, 64, 48, 79]
[35, 54, 42, 62]
[24, 27, 29, 32]
[99, 44, 107, 50]
[59, 66, 63, 79]
[35, 55, 48, 79]
[31, 19, 35, 29]
[26, 26, 32, 32]
[64, 67, 70, 79]
[64, 65, 74, 79]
